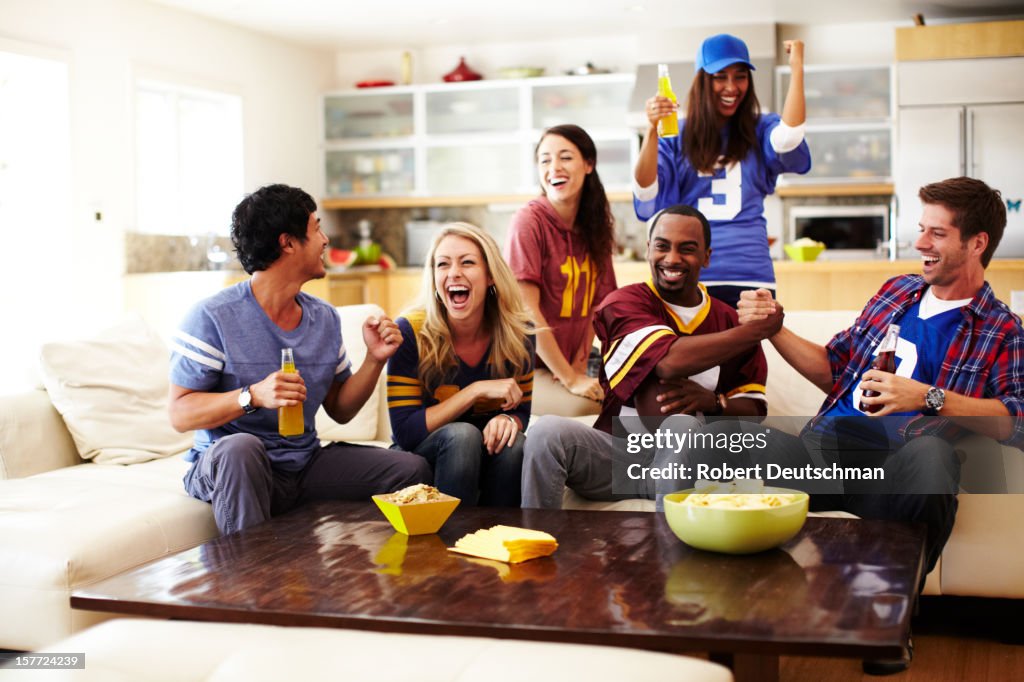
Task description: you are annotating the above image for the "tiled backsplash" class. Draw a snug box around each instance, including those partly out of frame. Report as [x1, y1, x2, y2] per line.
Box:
[125, 232, 241, 273]
[322, 199, 647, 267]
[124, 200, 648, 273]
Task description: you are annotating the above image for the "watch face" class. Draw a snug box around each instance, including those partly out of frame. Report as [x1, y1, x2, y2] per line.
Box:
[925, 387, 944, 410]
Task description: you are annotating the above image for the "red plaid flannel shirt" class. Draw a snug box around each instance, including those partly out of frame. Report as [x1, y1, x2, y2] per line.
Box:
[806, 275, 1024, 448]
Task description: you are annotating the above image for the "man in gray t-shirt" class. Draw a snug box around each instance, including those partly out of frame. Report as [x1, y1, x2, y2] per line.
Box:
[169, 184, 430, 534]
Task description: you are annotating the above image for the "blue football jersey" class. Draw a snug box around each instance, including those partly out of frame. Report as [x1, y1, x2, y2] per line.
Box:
[826, 298, 964, 420]
[634, 113, 811, 287]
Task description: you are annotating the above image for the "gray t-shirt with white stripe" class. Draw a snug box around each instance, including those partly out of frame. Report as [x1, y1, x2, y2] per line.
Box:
[170, 280, 352, 471]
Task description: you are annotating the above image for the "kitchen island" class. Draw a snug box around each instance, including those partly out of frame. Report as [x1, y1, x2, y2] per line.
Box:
[122, 260, 1022, 340]
[613, 259, 1024, 312]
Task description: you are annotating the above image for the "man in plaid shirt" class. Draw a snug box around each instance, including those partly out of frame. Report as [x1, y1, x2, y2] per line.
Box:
[732, 176, 1021, 674]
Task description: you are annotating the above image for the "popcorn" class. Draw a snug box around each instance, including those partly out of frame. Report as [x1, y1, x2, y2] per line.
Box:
[380, 483, 444, 505]
[685, 479, 801, 509]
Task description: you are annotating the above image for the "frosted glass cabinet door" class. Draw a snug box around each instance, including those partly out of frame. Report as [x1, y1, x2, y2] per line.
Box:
[426, 144, 521, 194]
[592, 139, 633, 189]
[426, 87, 520, 134]
[532, 80, 633, 130]
[324, 93, 414, 140]
[895, 106, 962, 245]
[779, 67, 890, 120]
[803, 128, 891, 180]
[325, 148, 415, 196]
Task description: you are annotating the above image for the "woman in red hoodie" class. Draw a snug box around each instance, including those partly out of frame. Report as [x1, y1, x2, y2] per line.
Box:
[504, 124, 618, 417]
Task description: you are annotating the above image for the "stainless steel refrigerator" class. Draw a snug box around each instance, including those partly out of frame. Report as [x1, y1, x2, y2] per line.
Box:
[895, 57, 1024, 258]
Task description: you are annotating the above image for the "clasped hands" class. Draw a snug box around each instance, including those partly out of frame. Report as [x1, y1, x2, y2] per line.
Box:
[736, 288, 785, 335]
[474, 378, 522, 455]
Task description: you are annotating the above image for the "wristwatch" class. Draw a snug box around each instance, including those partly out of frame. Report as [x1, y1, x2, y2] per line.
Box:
[924, 386, 945, 415]
[238, 386, 257, 415]
[709, 393, 728, 416]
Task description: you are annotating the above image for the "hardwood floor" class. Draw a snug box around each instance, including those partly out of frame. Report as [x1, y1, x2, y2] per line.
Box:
[780, 596, 1024, 681]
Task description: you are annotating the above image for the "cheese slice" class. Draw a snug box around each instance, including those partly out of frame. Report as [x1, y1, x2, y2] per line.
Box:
[448, 525, 558, 564]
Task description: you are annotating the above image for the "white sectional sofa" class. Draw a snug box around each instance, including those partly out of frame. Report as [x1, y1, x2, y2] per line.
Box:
[0, 304, 393, 651]
[1, 306, 1021, 655]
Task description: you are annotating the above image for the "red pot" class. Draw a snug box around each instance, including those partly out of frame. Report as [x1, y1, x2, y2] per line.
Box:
[443, 57, 482, 82]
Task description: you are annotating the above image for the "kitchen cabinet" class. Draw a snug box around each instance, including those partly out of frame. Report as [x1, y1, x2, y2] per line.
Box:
[321, 74, 636, 202]
[775, 65, 893, 184]
[895, 57, 1024, 257]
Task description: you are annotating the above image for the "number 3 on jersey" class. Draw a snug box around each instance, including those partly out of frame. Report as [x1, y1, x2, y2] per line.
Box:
[697, 159, 742, 221]
[559, 255, 596, 318]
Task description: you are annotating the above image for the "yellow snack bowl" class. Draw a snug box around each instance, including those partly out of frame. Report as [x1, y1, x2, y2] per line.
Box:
[784, 243, 825, 262]
[663, 488, 809, 554]
[372, 493, 460, 535]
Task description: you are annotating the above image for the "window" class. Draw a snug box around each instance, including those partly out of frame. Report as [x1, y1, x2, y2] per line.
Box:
[135, 80, 243, 235]
[0, 47, 71, 394]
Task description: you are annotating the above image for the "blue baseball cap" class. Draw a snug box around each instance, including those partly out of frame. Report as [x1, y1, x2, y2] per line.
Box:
[695, 34, 756, 74]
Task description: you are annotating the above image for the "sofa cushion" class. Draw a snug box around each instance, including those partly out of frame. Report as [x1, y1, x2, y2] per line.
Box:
[314, 304, 385, 444]
[764, 310, 859, 417]
[20, 619, 733, 682]
[38, 317, 193, 465]
[0, 389, 79, 480]
[0, 457, 217, 650]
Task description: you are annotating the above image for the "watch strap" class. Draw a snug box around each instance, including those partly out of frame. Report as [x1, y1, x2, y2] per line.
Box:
[238, 386, 257, 414]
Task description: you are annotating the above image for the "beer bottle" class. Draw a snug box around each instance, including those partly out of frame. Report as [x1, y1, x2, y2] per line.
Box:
[279, 348, 304, 437]
[656, 64, 679, 138]
[859, 324, 900, 414]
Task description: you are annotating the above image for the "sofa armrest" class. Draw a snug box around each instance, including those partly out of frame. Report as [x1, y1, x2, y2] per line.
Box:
[0, 390, 80, 479]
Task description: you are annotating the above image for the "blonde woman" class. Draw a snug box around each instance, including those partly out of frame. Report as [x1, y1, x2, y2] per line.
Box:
[387, 223, 535, 506]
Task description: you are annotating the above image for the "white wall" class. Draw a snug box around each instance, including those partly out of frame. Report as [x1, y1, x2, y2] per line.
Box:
[332, 20, 912, 90]
[777, 21, 904, 65]
[640, 23, 778, 63]
[332, 24, 788, 88]
[1, 0, 334, 337]
[334, 34, 638, 87]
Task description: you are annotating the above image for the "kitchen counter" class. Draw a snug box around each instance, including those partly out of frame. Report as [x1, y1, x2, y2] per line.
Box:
[123, 261, 1022, 338]
[611, 259, 1024, 311]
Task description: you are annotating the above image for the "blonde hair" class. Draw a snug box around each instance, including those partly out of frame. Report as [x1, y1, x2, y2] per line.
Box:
[409, 222, 534, 392]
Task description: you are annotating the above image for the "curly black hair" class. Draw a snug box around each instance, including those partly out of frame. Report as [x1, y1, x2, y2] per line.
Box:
[231, 184, 317, 273]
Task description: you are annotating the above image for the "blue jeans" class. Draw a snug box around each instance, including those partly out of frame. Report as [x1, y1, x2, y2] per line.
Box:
[409, 422, 524, 507]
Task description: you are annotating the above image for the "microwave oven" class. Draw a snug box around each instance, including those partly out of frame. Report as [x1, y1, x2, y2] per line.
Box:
[787, 204, 891, 260]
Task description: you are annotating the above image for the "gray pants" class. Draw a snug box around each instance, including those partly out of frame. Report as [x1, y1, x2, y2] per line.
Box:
[521, 415, 682, 509]
[184, 433, 432, 535]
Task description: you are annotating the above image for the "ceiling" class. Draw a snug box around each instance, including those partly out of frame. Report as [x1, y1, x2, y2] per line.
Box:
[148, 0, 1024, 51]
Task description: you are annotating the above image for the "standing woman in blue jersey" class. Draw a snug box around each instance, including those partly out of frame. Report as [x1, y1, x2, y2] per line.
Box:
[634, 34, 811, 308]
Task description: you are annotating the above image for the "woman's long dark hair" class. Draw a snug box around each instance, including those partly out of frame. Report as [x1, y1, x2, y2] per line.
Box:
[683, 67, 761, 174]
[536, 124, 615, 274]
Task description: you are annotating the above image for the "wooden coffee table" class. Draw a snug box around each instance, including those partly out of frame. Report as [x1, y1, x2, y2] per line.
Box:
[72, 502, 924, 682]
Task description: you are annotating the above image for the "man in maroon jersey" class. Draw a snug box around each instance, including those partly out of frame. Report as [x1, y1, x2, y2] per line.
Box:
[522, 204, 781, 509]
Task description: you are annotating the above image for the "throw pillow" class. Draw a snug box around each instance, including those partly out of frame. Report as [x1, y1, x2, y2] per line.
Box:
[314, 304, 383, 443]
[38, 316, 193, 464]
